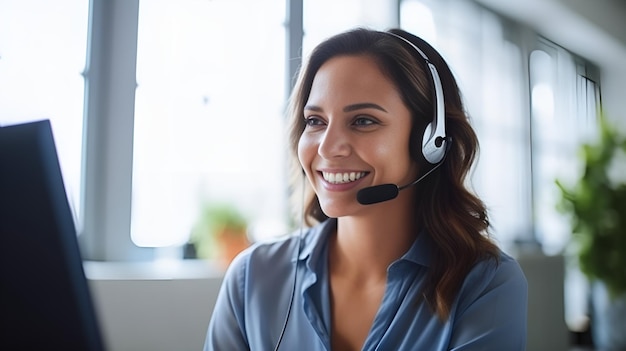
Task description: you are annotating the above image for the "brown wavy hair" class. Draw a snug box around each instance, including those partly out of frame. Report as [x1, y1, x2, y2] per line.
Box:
[287, 28, 500, 320]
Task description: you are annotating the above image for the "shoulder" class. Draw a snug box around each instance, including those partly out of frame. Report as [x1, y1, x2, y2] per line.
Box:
[214, 232, 304, 321]
[223, 219, 331, 297]
[447, 251, 528, 349]
[456, 250, 528, 311]
[229, 219, 332, 273]
[206, 230, 310, 350]
[224, 221, 327, 283]
[471, 250, 527, 290]
[490, 251, 528, 289]
[227, 232, 302, 279]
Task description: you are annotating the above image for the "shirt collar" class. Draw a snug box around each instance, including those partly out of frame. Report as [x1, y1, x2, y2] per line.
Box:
[398, 229, 433, 267]
[297, 218, 433, 268]
[297, 218, 336, 262]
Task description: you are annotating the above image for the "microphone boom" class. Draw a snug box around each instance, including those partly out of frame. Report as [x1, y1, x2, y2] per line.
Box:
[356, 184, 399, 205]
[356, 151, 448, 205]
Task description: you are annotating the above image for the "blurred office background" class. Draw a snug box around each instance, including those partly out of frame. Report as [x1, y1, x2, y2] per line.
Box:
[1, 0, 625, 350]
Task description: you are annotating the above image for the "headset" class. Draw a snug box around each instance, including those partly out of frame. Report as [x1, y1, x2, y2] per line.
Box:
[356, 31, 450, 205]
[273, 30, 448, 350]
[386, 31, 448, 165]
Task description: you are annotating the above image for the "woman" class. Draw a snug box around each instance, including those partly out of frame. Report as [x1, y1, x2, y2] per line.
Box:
[204, 28, 527, 351]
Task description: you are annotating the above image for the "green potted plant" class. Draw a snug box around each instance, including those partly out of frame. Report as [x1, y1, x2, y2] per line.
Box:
[189, 202, 250, 269]
[556, 116, 626, 349]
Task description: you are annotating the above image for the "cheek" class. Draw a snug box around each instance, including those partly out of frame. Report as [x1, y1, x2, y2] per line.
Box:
[297, 134, 315, 172]
[368, 138, 405, 163]
[372, 140, 394, 156]
[368, 134, 417, 177]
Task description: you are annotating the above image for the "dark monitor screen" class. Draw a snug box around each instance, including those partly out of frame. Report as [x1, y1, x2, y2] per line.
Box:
[0, 119, 105, 350]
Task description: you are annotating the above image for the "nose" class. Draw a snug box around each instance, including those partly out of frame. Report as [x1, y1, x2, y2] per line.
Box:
[317, 122, 351, 159]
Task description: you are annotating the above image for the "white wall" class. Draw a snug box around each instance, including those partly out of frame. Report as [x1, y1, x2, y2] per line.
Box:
[85, 261, 223, 351]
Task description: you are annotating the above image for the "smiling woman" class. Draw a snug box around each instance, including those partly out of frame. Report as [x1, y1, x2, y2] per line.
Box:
[203, 28, 528, 351]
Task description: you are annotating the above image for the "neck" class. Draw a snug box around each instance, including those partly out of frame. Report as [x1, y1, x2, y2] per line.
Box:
[330, 195, 418, 281]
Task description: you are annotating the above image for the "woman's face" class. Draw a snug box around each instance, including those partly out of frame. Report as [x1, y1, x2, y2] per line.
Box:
[298, 54, 419, 218]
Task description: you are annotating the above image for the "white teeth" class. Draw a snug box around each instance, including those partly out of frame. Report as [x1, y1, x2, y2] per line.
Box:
[322, 171, 366, 184]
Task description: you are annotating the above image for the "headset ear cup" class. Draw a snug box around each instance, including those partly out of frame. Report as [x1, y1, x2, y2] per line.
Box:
[422, 122, 446, 164]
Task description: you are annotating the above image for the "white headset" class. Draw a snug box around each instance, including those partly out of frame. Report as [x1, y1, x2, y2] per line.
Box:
[386, 32, 447, 165]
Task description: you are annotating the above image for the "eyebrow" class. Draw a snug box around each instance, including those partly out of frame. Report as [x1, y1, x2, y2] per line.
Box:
[304, 102, 388, 113]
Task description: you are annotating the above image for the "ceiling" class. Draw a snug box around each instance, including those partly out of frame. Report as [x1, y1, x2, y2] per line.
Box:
[474, 0, 626, 70]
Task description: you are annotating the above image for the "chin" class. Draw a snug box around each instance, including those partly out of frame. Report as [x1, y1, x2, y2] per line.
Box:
[318, 200, 359, 219]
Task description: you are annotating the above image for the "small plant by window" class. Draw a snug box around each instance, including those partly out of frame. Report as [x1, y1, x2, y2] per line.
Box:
[189, 202, 250, 269]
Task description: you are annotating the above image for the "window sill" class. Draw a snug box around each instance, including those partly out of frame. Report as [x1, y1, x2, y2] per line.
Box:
[83, 258, 225, 281]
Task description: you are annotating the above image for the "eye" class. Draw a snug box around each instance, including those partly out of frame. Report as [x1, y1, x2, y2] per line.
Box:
[304, 115, 325, 127]
[353, 116, 378, 126]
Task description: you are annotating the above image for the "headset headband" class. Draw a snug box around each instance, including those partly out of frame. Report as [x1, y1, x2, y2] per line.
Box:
[386, 31, 447, 164]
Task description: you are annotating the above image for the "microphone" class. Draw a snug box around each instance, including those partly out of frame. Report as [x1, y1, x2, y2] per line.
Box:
[357, 159, 445, 205]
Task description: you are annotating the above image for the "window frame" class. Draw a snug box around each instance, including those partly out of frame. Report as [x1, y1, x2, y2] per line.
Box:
[80, 0, 150, 260]
[79, 0, 312, 261]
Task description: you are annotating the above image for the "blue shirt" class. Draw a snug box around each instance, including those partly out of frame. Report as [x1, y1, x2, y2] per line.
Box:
[204, 219, 527, 350]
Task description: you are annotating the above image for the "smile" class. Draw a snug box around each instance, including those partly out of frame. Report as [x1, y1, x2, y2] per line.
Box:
[322, 171, 367, 184]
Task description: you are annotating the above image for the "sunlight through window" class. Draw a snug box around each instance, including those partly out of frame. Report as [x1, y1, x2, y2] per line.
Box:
[0, 0, 88, 230]
[132, 0, 287, 247]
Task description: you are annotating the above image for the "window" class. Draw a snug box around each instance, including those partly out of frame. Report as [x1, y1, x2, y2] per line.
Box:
[131, 0, 288, 248]
[0, 0, 89, 228]
[530, 41, 600, 255]
[529, 43, 600, 331]
[303, 0, 396, 56]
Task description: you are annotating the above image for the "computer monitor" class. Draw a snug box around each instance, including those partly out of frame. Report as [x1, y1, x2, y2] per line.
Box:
[0, 119, 105, 350]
